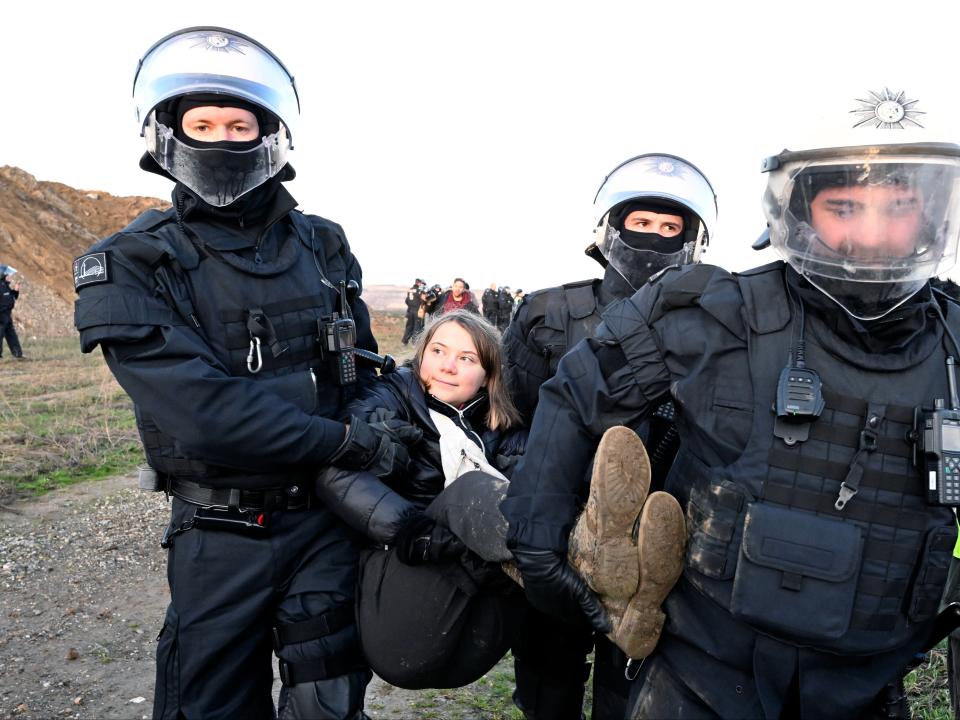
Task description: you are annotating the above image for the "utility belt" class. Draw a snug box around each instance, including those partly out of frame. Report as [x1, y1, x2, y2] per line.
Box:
[167, 477, 312, 513]
[158, 476, 315, 547]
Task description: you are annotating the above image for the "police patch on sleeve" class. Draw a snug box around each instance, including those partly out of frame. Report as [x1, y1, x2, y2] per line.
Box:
[73, 252, 109, 290]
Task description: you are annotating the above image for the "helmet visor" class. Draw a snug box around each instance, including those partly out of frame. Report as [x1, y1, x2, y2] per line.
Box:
[145, 114, 289, 206]
[764, 148, 960, 318]
[604, 226, 695, 291]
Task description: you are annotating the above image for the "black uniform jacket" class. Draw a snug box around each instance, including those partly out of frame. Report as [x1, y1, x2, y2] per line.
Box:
[502, 260, 960, 717]
[74, 185, 376, 481]
[316, 366, 525, 545]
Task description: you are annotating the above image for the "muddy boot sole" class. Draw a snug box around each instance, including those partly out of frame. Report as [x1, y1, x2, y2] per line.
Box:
[570, 426, 651, 599]
[609, 491, 685, 659]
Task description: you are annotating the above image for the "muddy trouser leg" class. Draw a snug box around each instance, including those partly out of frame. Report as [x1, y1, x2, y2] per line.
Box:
[154, 500, 369, 720]
[425, 470, 512, 562]
[272, 509, 371, 720]
[510, 603, 593, 720]
[356, 544, 523, 689]
[627, 655, 720, 719]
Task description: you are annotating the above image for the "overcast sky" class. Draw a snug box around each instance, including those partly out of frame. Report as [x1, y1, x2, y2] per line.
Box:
[3, 1, 960, 290]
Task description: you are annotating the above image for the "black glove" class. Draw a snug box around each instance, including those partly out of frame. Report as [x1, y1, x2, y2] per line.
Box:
[328, 415, 410, 477]
[393, 512, 467, 565]
[366, 407, 424, 447]
[512, 547, 612, 634]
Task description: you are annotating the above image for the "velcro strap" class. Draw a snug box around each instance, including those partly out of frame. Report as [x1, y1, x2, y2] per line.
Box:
[75, 293, 180, 329]
[278, 646, 367, 685]
[273, 605, 355, 649]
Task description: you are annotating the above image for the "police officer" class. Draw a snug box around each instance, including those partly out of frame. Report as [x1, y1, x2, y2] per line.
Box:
[501, 154, 716, 720]
[497, 285, 515, 331]
[74, 27, 404, 720]
[402, 278, 426, 345]
[482, 282, 499, 325]
[0, 265, 23, 359]
[502, 86, 960, 718]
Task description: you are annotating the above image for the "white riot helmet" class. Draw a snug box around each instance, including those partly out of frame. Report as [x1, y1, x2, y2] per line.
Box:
[133, 27, 300, 207]
[592, 153, 717, 290]
[762, 86, 960, 320]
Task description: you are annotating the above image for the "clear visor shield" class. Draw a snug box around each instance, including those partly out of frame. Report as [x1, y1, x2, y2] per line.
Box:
[764, 151, 960, 319]
[134, 28, 300, 146]
[145, 113, 290, 207]
[603, 225, 697, 291]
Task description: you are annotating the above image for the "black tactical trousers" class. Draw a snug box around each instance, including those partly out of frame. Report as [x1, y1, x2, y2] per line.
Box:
[0, 310, 21, 357]
[154, 498, 370, 720]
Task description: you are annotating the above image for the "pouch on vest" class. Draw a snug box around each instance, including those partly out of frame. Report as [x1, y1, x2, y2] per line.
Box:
[730, 503, 862, 640]
[686, 478, 750, 581]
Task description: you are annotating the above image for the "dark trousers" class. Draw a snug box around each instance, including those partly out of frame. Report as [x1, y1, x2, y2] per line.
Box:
[433, 472, 631, 718]
[154, 498, 370, 720]
[401, 311, 418, 345]
[0, 310, 21, 357]
[357, 475, 523, 688]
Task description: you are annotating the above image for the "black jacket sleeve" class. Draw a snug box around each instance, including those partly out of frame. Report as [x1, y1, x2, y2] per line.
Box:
[501, 293, 671, 554]
[74, 235, 353, 473]
[316, 374, 423, 543]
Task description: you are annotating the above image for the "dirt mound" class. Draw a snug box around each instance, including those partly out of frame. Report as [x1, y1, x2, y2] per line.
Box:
[0, 166, 168, 338]
[0, 167, 409, 339]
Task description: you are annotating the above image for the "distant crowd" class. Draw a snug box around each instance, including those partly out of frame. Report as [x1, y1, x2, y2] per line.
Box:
[401, 278, 525, 345]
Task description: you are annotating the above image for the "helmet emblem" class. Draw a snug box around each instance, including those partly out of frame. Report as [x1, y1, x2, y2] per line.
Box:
[645, 157, 687, 179]
[189, 32, 248, 54]
[850, 88, 924, 129]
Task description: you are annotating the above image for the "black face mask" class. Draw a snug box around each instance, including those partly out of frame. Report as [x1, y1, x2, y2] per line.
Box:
[617, 230, 686, 255]
[608, 200, 688, 254]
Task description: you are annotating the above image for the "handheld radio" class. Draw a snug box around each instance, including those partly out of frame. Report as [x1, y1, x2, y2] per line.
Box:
[915, 357, 960, 506]
[318, 280, 398, 385]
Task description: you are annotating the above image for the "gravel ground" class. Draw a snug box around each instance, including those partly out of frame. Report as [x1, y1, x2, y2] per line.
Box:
[0, 473, 443, 720]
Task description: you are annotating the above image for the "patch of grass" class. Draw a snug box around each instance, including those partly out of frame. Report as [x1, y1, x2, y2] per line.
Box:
[908, 643, 953, 720]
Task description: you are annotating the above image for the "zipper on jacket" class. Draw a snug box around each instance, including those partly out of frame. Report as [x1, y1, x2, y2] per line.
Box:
[430, 394, 486, 455]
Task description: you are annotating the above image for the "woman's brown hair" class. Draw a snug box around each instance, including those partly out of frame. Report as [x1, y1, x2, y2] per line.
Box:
[410, 309, 520, 431]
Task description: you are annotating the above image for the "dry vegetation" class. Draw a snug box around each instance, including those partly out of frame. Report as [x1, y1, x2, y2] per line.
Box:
[0, 311, 409, 503]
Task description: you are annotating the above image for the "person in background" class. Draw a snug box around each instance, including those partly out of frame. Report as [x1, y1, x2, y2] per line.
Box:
[482, 282, 499, 325]
[501, 153, 716, 719]
[496, 285, 514, 331]
[0, 265, 23, 359]
[402, 278, 427, 345]
[435, 277, 479, 316]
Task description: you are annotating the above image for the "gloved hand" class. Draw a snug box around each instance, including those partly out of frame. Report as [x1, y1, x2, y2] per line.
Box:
[366, 407, 424, 447]
[512, 547, 612, 634]
[393, 512, 466, 565]
[327, 415, 411, 477]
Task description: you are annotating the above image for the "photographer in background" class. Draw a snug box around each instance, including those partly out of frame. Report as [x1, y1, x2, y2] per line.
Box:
[402, 278, 427, 345]
[0, 265, 23, 360]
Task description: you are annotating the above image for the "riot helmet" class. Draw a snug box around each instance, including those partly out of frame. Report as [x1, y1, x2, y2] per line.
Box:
[762, 87, 960, 320]
[591, 154, 717, 291]
[133, 27, 300, 207]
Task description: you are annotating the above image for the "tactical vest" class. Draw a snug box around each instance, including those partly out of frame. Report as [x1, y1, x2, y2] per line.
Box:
[119, 209, 356, 485]
[664, 268, 957, 654]
[530, 280, 603, 377]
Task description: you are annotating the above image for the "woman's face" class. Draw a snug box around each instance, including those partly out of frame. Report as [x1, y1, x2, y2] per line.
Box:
[419, 321, 487, 407]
